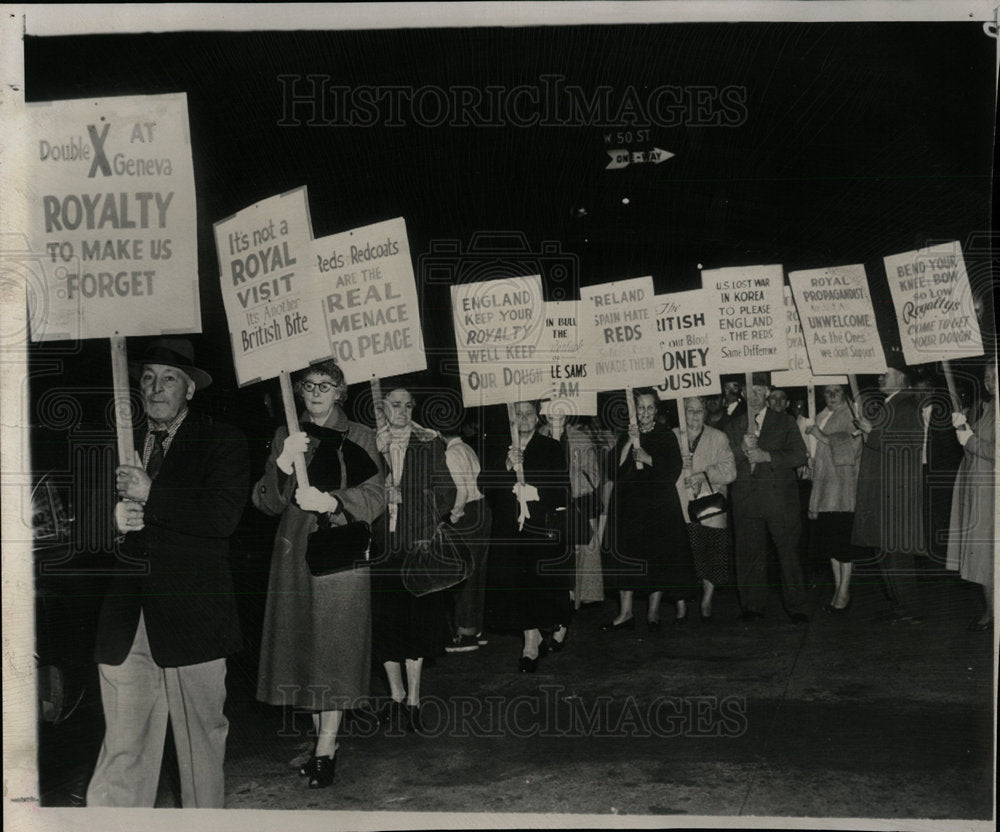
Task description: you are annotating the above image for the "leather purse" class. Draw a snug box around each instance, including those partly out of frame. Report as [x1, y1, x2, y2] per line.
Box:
[687, 471, 727, 524]
[402, 521, 473, 597]
[305, 513, 372, 577]
[303, 443, 372, 577]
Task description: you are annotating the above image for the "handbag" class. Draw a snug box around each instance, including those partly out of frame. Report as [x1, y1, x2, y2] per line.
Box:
[401, 521, 473, 597]
[303, 444, 372, 577]
[687, 471, 727, 524]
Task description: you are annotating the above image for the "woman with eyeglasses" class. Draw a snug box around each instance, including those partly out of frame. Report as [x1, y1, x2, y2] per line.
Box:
[253, 360, 385, 789]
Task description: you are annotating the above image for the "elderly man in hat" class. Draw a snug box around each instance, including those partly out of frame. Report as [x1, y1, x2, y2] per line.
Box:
[725, 373, 810, 623]
[86, 338, 249, 808]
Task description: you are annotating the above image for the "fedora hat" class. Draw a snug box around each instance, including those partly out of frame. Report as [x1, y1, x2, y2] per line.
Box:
[129, 338, 212, 390]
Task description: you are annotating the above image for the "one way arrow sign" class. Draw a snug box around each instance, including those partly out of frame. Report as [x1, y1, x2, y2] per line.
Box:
[605, 147, 674, 170]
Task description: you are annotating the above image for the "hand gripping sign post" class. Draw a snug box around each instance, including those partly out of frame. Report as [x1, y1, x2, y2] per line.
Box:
[21, 93, 199, 464]
[451, 275, 548, 526]
[771, 285, 850, 458]
[883, 242, 984, 409]
[539, 300, 597, 440]
[580, 276, 663, 469]
[215, 186, 331, 486]
[651, 289, 718, 440]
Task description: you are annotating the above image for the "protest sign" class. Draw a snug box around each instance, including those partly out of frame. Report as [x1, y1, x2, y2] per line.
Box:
[772, 285, 850, 386]
[701, 264, 787, 372]
[787, 264, 885, 376]
[651, 289, 718, 400]
[579, 276, 662, 391]
[883, 242, 983, 365]
[539, 301, 597, 417]
[22, 93, 198, 341]
[451, 275, 548, 408]
[313, 217, 425, 384]
[215, 187, 331, 386]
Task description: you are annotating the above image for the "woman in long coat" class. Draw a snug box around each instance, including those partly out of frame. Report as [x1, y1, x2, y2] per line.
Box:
[606, 389, 695, 630]
[253, 360, 385, 789]
[947, 362, 995, 632]
[371, 386, 455, 732]
[482, 400, 572, 672]
[806, 384, 864, 612]
[674, 396, 736, 621]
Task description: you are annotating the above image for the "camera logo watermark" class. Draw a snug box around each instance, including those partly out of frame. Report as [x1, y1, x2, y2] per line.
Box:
[278, 75, 748, 129]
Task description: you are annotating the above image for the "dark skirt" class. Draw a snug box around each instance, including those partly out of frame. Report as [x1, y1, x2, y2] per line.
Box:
[815, 512, 868, 563]
[686, 523, 730, 586]
[371, 543, 448, 663]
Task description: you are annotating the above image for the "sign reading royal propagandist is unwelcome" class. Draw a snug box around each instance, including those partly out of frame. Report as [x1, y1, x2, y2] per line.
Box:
[312, 217, 426, 384]
[215, 187, 332, 386]
[23, 93, 198, 341]
[451, 275, 548, 408]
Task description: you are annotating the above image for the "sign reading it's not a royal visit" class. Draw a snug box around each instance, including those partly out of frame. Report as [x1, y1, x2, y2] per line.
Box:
[21, 93, 199, 341]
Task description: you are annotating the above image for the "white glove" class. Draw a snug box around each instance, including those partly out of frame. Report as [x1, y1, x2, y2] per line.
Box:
[512, 482, 540, 503]
[951, 412, 968, 429]
[276, 431, 309, 474]
[115, 500, 145, 534]
[295, 486, 340, 514]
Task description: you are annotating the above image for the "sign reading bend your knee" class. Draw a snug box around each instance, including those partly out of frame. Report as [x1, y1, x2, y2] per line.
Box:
[883, 242, 983, 366]
[215, 187, 332, 385]
[313, 217, 425, 384]
[21, 93, 199, 341]
[451, 275, 548, 407]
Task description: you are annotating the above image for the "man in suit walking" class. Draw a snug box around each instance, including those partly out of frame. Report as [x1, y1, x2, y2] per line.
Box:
[86, 338, 249, 808]
[725, 373, 810, 623]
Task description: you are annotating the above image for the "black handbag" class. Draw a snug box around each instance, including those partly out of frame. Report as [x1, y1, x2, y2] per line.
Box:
[305, 513, 372, 577]
[401, 521, 473, 597]
[687, 471, 727, 524]
[303, 442, 372, 577]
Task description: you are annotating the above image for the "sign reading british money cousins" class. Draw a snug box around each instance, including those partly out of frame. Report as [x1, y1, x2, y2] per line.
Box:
[215, 187, 332, 385]
[883, 242, 983, 365]
[651, 289, 718, 400]
[313, 217, 426, 384]
[23, 93, 199, 341]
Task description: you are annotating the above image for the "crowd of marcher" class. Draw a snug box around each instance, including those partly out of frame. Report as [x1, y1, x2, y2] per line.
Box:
[84, 338, 995, 803]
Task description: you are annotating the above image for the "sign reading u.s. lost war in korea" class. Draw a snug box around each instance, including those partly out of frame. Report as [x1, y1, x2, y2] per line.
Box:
[541, 301, 597, 416]
[215, 187, 331, 386]
[451, 275, 548, 407]
[787, 264, 885, 376]
[22, 93, 198, 341]
[651, 289, 717, 400]
[701, 264, 787, 372]
[771, 286, 849, 387]
[313, 217, 425, 384]
[579, 276, 662, 390]
[883, 242, 983, 365]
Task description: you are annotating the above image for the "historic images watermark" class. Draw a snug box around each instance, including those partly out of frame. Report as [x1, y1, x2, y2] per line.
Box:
[276, 687, 749, 740]
[277, 75, 748, 129]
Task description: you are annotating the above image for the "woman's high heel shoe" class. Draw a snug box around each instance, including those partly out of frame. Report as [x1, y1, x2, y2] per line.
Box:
[299, 755, 318, 778]
[308, 755, 336, 789]
[600, 616, 635, 632]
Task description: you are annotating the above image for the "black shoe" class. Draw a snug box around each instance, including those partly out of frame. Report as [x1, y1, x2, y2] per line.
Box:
[308, 755, 336, 789]
[789, 613, 810, 625]
[826, 598, 852, 614]
[674, 613, 688, 625]
[700, 605, 713, 622]
[601, 616, 635, 631]
[738, 610, 763, 623]
[406, 705, 423, 733]
[298, 755, 318, 778]
[646, 619, 662, 632]
[518, 655, 538, 673]
[549, 627, 568, 652]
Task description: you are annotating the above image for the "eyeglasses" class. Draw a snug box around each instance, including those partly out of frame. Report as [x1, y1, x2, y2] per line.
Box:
[301, 381, 334, 393]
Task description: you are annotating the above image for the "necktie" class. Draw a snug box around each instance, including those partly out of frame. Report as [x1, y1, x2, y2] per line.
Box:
[146, 430, 167, 480]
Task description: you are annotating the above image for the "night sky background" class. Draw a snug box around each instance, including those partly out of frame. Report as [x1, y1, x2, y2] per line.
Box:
[23, 21, 996, 453]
